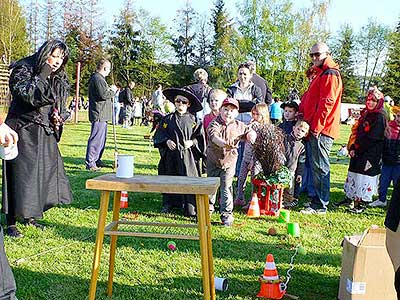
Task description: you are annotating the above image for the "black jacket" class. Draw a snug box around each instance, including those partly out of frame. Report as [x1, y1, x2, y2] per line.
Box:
[88, 72, 114, 122]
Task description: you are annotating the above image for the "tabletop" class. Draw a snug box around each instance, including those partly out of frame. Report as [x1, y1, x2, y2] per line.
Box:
[86, 174, 220, 195]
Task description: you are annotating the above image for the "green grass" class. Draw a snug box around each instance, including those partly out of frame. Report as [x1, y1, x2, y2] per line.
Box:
[1, 123, 389, 300]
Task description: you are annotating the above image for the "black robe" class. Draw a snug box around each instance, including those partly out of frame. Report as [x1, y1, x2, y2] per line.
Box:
[348, 112, 386, 176]
[0, 227, 16, 300]
[2, 55, 72, 220]
[154, 111, 205, 216]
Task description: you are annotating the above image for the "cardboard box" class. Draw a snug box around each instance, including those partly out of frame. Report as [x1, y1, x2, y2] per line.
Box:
[338, 226, 397, 300]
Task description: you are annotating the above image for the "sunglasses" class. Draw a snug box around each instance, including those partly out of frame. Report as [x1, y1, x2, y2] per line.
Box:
[309, 52, 324, 58]
[238, 72, 248, 75]
[175, 99, 189, 104]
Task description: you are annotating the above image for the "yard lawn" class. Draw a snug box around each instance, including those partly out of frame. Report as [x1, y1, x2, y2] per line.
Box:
[1, 122, 389, 300]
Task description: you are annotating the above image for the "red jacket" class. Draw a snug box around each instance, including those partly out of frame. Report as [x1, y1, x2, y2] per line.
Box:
[299, 56, 343, 139]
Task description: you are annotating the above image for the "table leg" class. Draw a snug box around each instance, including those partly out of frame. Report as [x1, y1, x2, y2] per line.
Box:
[203, 194, 216, 300]
[196, 194, 211, 300]
[107, 191, 121, 296]
[89, 191, 110, 300]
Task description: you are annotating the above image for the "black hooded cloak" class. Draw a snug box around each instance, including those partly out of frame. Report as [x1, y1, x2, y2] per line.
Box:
[2, 39, 73, 219]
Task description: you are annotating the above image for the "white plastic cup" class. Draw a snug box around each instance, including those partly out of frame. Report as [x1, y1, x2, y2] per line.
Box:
[214, 277, 228, 292]
[116, 154, 134, 178]
[0, 143, 18, 160]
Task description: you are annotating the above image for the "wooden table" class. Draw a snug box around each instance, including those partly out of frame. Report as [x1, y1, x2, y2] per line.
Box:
[86, 174, 220, 300]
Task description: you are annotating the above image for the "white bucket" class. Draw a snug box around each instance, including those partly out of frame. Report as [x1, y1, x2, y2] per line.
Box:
[116, 154, 134, 178]
[0, 143, 18, 160]
[214, 277, 228, 291]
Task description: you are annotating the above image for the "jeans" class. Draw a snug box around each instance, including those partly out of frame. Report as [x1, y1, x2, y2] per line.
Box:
[309, 134, 334, 209]
[207, 161, 236, 220]
[299, 141, 316, 197]
[379, 164, 400, 202]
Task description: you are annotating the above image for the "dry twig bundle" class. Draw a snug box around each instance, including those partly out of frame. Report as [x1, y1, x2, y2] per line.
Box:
[253, 124, 286, 177]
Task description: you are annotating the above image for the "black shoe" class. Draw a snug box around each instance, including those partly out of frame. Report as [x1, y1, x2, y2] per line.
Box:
[96, 160, 108, 168]
[335, 197, 353, 208]
[24, 218, 46, 230]
[348, 200, 366, 214]
[6, 226, 23, 238]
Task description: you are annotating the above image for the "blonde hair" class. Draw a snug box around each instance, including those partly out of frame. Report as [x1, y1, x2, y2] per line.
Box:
[252, 103, 270, 124]
[208, 89, 227, 102]
[295, 119, 310, 131]
[193, 68, 208, 82]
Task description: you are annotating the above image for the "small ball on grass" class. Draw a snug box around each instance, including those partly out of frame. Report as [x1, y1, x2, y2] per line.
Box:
[167, 241, 177, 251]
[268, 227, 277, 236]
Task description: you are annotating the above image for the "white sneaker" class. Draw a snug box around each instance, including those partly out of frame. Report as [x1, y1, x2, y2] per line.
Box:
[368, 200, 387, 207]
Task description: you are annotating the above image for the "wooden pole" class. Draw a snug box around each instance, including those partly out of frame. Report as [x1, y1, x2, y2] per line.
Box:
[74, 62, 81, 123]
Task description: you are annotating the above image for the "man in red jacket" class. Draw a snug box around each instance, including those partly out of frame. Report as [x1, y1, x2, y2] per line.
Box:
[299, 42, 343, 214]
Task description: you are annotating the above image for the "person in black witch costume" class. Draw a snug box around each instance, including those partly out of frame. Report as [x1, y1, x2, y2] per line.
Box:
[2, 39, 73, 238]
[153, 88, 205, 217]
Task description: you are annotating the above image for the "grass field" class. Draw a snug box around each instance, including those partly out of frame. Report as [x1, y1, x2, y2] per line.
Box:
[1, 122, 390, 300]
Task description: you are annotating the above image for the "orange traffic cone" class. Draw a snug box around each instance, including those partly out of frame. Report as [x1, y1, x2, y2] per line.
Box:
[120, 191, 128, 208]
[257, 254, 286, 299]
[247, 192, 260, 217]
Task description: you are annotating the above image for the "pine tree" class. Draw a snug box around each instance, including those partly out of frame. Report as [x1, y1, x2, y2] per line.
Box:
[171, 0, 197, 71]
[108, 0, 140, 85]
[382, 20, 400, 103]
[333, 24, 360, 103]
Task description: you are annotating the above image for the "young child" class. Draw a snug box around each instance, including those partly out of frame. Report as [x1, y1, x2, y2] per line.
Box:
[343, 88, 386, 213]
[154, 88, 205, 217]
[370, 106, 400, 207]
[203, 89, 227, 136]
[207, 97, 256, 226]
[282, 120, 310, 208]
[278, 101, 299, 134]
[235, 103, 270, 207]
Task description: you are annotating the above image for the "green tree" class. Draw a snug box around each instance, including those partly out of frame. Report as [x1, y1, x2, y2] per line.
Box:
[356, 19, 391, 94]
[209, 0, 242, 87]
[382, 20, 400, 103]
[107, 0, 140, 86]
[191, 15, 212, 68]
[136, 11, 174, 95]
[289, 0, 330, 94]
[0, 0, 29, 64]
[171, 0, 197, 82]
[332, 24, 360, 103]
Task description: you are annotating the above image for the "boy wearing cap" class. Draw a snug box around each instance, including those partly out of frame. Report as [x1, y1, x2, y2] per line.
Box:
[154, 88, 205, 217]
[207, 97, 256, 226]
[278, 101, 299, 135]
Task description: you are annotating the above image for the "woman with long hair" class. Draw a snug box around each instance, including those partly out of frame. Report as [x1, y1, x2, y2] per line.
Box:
[2, 39, 73, 237]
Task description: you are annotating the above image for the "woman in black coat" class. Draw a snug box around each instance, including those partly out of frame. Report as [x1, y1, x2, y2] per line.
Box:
[343, 88, 386, 213]
[2, 39, 73, 237]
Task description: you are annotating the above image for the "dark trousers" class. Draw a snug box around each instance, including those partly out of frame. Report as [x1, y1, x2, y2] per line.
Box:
[379, 164, 400, 202]
[0, 228, 17, 300]
[85, 121, 107, 169]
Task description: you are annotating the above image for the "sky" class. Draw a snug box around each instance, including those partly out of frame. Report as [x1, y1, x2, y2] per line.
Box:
[101, 0, 400, 34]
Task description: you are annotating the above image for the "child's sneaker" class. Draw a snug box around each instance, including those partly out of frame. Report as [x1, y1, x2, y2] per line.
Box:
[221, 214, 234, 227]
[368, 199, 387, 207]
